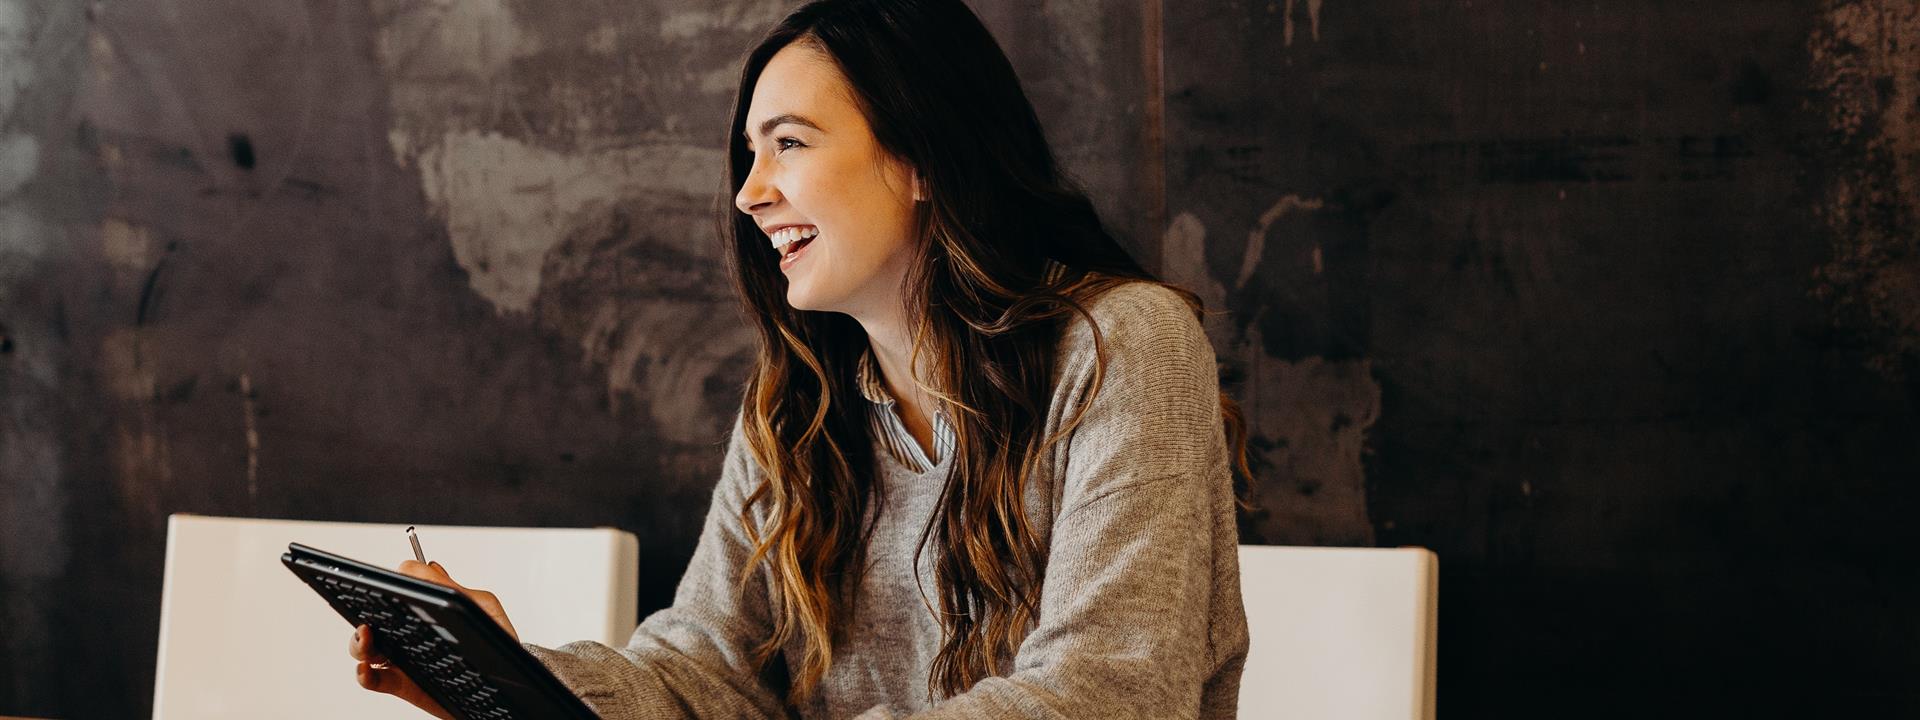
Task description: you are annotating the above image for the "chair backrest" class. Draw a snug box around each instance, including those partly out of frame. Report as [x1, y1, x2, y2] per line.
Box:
[151, 514, 639, 719]
[1236, 545, 1438, 719]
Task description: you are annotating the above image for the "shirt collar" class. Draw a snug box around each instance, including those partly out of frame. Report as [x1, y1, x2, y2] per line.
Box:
[855, 258, 1066, 408]
[855, 344, 896, 406]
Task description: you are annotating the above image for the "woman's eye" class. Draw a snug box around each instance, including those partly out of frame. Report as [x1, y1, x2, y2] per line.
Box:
[776, 137, 804, 152]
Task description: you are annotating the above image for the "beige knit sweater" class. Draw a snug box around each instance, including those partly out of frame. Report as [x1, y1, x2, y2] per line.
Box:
[525, 281, 1248, 719]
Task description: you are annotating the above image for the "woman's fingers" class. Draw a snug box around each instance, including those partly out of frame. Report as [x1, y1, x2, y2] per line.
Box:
[346, 563, 502, 720]
[396, 559, 446, 585]
[357, 661, 457, 720]
[347, 625, 364, 660]
[348, 624, 387, 664]
[351, 623, 455, 720]
[355, 660, 393, 690]
[393, 560, 520, 641]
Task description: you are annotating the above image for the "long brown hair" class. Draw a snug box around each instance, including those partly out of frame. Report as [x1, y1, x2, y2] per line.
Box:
[721, 0, 1252, 705]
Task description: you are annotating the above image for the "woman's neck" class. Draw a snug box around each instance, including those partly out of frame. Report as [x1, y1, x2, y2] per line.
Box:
[858, 309, 928, 400]
[855, 307, 941, 452]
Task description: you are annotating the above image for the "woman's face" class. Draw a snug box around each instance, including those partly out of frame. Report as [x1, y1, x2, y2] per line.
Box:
[735, 41, 922, 318]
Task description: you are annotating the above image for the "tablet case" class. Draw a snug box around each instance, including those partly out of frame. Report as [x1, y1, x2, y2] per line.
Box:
[282, 542, 601, 720]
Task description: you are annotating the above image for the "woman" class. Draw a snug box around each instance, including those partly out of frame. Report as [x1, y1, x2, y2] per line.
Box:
[350, 0, 1252, 716]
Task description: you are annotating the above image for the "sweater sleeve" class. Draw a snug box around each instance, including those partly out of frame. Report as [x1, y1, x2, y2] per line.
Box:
[523, 412, 790, 719]
[860, 283, 1237, 720]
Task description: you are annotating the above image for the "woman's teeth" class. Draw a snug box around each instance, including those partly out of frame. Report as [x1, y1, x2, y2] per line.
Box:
[770, 226, 820, 253]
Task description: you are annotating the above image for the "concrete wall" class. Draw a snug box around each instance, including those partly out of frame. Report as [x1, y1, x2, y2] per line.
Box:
[2, 0, 1915, 716]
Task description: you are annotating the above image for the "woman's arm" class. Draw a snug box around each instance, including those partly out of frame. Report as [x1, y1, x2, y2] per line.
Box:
[865, 283, 1249, 720]
[524, 412, 791, 719]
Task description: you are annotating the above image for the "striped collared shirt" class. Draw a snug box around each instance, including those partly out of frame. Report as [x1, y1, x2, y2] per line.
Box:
[855, 345, 955, 473]
[856, 259, 1068, 472]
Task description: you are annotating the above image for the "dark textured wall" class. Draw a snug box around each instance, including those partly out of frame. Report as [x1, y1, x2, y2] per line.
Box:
[1165, 1, 1920, 715]
[1, 0, 1915, 717]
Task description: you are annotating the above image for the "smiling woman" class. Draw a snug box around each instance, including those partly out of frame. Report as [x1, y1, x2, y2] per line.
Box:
[348, 1, 1254, 717]
[733, 42, 924, 314]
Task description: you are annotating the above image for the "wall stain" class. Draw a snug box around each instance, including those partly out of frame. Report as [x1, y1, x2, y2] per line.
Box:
[535, 197, 755, 445]
[227, 132, 256, 169]
[405, 129, 719, 314]
[374, 0, 767, 451]
[21, 1, 1920, 715]
[1240, 194, 1326, 288]
[1162, 208, 1379, 546]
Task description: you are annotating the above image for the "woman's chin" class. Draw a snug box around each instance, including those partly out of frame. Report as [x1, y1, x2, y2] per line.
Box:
[785, 283, 853, 315]
[784, 282, 822, 312]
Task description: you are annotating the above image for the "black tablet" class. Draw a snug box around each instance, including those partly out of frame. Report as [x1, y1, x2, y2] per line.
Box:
[281, 542, 600, 719]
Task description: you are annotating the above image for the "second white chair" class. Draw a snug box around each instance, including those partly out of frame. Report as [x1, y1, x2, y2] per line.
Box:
[1236, 545, 1440, 720]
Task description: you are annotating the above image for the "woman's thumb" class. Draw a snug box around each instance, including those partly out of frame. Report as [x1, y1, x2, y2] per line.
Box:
[426, 560, 466, 589]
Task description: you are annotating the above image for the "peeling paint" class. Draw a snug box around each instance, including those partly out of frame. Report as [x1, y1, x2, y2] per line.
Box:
[1283, 0, 1325, 47]
[374, 0, 733, 315]
[578, 301, 756, 444]
[1163, 211, 1226, 310]
[1239, 195, 1326, 289]
[1237, 352, 1379, 545]
[1810, 0, 1920, 375]
[374, 0, 532, 82]
[408, 129, 722, 314]
[373, 0, 539, 169]
[370, 0, 759, 450]
[537, 199, 758, 445]
[1162, 209, 1378, 545]
[412, 130, 624, 314]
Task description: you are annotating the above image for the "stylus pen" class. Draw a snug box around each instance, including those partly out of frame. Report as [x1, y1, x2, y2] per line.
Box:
[406, 525, 427, 564]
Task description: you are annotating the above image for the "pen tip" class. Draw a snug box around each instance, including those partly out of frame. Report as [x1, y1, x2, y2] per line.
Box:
[406, 525, 415, 533]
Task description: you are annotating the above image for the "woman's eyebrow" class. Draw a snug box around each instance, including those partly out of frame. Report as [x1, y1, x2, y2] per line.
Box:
[747, 113, 825, 140]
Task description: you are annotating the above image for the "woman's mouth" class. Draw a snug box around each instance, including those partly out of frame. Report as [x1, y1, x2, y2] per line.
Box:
[771, 225, 819, 271]
[779, 235, 815, 270]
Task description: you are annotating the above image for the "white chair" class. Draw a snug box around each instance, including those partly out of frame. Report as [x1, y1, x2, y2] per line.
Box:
[1236, 545, 1439, 719]
[151, 514, 639, 719]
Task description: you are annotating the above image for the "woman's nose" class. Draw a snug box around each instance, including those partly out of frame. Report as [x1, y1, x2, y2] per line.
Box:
[735, 162, 778, 215]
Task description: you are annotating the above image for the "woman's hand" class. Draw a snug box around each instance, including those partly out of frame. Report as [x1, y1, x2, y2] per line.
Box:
[347, 560, 520, 718]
